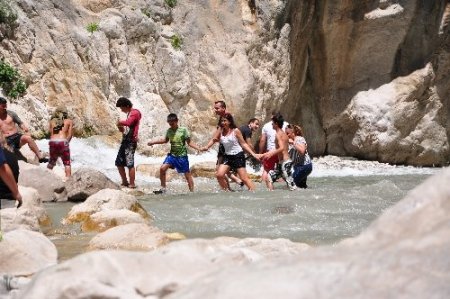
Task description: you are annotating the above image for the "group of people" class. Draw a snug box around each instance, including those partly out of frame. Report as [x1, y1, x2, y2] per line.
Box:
[1, 95, 313, 208]
[0, 96, 73, 207]
[116, 98, 312, 194]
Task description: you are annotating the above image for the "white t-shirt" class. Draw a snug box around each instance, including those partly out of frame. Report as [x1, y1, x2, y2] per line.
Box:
[261, 121, 289, 151]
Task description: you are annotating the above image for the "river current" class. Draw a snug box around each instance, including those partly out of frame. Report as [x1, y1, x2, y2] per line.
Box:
[35, 137, 439, 260]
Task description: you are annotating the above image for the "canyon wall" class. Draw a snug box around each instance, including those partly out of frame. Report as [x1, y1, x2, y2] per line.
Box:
[0, 0, 448, 165]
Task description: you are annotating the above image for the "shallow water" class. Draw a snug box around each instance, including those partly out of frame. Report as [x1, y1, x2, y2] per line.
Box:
[44, 173, 433, 261]
[138, 174, 428, 245]
[34, 137, 439, 260]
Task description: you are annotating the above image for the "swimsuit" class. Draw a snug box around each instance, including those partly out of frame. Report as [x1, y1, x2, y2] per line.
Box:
[48, 139, 71, 166]
[115, 140, 137, 168]
[5, 133, 22, 151]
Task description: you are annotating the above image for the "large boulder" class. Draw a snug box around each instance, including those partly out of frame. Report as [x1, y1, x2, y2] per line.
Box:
[326, 64, 449, 166]
[63, 188, 151, 231]
[65, 168, 120, 201]
[15, 237, 309, 298]
[88, 223, 169, 251]
[0, 186, 51, 233]
[18, 161, 67, 202]
[0, 229, 57, 276]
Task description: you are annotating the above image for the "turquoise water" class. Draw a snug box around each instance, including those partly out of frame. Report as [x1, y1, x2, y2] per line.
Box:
[44, 173, 433, 261]
[35, 138, 437, 259]
[138, 174, 428, 245]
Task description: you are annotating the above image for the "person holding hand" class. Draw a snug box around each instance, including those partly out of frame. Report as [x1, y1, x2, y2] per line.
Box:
[148, 113, 203, 193]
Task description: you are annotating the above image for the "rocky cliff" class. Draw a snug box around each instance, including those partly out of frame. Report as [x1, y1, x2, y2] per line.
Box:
[0, 0, 448, 165]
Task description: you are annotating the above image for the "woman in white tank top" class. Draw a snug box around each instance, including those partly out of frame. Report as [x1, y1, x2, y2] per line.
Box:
[203, 113, 261, 191]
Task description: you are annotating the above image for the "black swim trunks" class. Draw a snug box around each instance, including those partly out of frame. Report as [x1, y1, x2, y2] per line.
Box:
[115, 140, 137, 168]
[5, 133, 22, 152]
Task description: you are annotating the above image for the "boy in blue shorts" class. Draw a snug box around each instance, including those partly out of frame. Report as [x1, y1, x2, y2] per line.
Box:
[147, 113, 203, 193]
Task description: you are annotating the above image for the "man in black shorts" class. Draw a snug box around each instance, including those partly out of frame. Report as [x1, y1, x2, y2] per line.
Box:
[0, 97, 48, 163]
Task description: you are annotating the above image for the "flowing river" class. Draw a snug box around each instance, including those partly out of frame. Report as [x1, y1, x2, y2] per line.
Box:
[36, 137, 439, 261]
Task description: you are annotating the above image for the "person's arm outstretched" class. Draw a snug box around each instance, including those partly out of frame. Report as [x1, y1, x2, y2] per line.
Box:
[202, 127, 221, 151]
[186, 138, 202, 152]
[148, 136, 169, 146]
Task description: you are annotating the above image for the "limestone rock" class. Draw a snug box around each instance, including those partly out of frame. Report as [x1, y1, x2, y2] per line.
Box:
[81, 209, 149, 232]
[166, 168, 450, 299]
[136, 163, 177, 180]
[0, 229, 57, 277]
[0, 0, 449, 165]
[88, 223, 169, 251]
[0, 186, 51, 233]
[65, 168, 120, 201]
[326, 64, 449, 166]
[18, 161, 67, 202]
[16, 237, 309, 298]
[63, 188, 151, 228]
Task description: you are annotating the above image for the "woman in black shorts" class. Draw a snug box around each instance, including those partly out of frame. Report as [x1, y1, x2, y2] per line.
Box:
[203, 113, 261, 191]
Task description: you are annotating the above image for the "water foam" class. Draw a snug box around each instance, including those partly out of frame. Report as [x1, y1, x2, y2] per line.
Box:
[36, 137, 440, 182]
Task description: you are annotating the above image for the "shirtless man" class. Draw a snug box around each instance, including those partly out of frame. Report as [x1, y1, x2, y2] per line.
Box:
[259, 111, 289, 189]
[261, 113, 296, 191]
[0, 97, 48, 163]
[47, 107, 73, 178]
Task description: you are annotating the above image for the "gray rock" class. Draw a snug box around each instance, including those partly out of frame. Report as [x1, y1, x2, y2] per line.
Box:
[18, 162, 67, 202]
[65, 168, 119, 202]
[16, 237, 309, 299]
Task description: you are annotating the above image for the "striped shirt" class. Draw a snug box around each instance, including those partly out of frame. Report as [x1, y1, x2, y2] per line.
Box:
[289, 136, 311, 166]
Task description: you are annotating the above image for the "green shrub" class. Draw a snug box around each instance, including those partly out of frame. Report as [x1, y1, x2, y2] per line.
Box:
[0, 0, 17, 26]
[171, 34, 182, 50]
[165, 0, 177, 8]
[0, 60, 27, 99]
[86, 22, 99, 34]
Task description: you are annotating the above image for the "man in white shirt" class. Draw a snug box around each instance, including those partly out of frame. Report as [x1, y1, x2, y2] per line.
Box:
[258, 111, 289, 189]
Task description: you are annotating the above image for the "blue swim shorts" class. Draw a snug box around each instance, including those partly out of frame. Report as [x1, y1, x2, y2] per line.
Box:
[163, 154, 190, 173]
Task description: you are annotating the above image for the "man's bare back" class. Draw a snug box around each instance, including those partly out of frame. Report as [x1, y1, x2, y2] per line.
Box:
[274, 128, 290, 162]
[50, 119, 73, 141]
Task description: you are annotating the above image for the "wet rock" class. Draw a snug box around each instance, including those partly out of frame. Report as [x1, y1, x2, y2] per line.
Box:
[63, 188, 151, 231]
